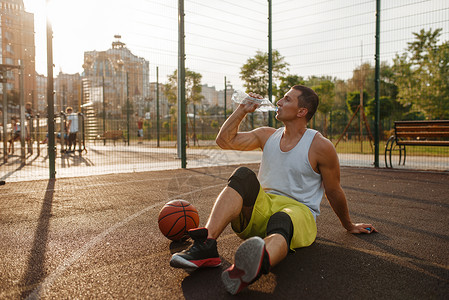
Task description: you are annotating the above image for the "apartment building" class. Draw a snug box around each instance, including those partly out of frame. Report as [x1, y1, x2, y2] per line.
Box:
[0, 0, 36, 108]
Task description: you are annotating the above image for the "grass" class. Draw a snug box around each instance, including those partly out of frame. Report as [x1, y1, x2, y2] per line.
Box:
[333, 139, 449, 157]
[123, 135, 449, 157]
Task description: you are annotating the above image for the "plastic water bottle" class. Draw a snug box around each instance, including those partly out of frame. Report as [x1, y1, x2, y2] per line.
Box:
[231, 91, 276, 112]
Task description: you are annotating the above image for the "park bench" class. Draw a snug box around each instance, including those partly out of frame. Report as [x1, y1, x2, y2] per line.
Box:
[94, 130, 127, 145]
[384, 120, 449, 168]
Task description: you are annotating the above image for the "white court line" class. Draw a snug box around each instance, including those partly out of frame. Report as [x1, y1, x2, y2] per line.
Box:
[26, 182, 225, 299]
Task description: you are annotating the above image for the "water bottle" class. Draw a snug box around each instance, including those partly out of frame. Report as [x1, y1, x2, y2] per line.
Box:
[231, 91, 276, 112]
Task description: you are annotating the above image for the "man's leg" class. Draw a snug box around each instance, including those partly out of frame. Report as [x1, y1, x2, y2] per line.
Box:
[170, 185, 244, 273]
[72, 133, 77, 151]
[170, 167, 258, 273]
[222, 211, 293, 295]
[206, 186, 245, 239]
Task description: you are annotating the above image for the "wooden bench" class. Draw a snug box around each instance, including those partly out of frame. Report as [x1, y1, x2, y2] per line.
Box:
[384, 120, 449, 168]
[94, 130, 126, 145]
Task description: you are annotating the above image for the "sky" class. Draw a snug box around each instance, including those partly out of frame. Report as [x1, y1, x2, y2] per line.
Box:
[23, 0, 449, 92]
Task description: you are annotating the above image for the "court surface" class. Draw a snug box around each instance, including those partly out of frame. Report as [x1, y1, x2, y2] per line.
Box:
[0, 164, 448, 299]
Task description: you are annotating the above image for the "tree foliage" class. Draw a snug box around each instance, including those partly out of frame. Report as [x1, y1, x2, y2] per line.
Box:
[313, 80, 335, 116]
[392, 28, 449, 119]
[346, 91, 369, 115]
[164, 68, 205, 107]
[274, 74, 304, 102]
[240, 50, 289, 97]
[312, 80, 335, 135]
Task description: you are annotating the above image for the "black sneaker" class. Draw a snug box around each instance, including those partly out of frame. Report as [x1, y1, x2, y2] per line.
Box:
[221, 236, 271, 295]
[170, 227, 222, 273]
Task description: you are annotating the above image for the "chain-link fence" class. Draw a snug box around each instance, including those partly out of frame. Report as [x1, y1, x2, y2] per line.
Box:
[1, 0, 448, 182]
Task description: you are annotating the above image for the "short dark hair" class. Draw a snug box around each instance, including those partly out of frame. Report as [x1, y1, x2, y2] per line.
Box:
[292, 85, 319, 121]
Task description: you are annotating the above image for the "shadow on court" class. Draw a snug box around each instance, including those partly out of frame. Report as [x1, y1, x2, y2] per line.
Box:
[0, 164, 447, 299]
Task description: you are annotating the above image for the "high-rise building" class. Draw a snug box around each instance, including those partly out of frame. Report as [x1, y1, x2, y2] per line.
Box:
[35, 72, 46, 113]
[82, 35, 149, 117]
[0, 0, 36, 108]
[54, 71, 82, 113]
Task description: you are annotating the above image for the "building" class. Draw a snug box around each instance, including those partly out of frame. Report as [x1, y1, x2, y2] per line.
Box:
[54, 71, 82, 113]
[35, 72, 46, 113]
[0, 0, 36, 108]
[82, 35, 150, 117]
[200, 84, 234, 111]
[148, 81, 169, 119]
[201, 84, 219, 107]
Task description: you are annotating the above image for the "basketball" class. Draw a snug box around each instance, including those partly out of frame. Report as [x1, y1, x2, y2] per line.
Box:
[158, 199, 199, 241]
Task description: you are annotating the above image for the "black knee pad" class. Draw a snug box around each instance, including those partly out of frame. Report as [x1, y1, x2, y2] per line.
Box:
[227, 167, 260, 207]
[266, 212, 293, 249]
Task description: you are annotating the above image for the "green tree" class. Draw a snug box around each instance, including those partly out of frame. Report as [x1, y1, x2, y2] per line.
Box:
[346, 90, 369, 115]
[274, 74, 305, 102]
[366, 96, 393, 121]
[348, 62, 398, 101]
[240, 50, 289, 97]
[163, 68, 205, 116]
[305, 75, 334, 88]
[312, 80, 335, 136]
[392, 28, 449, 119]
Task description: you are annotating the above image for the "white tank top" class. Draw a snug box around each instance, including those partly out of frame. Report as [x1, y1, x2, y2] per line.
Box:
[258, 127, 324, 219]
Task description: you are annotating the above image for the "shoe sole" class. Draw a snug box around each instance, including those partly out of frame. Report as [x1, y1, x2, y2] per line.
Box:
[170, 254, 221, 274]
[221, 236, 265, 295]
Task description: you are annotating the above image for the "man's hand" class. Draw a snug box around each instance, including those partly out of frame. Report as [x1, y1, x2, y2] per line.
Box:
[239, 92, 263, 113]
[347, 223, 378, 234]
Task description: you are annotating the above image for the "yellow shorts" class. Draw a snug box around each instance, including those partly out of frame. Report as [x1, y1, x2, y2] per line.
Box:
[231, 185, 317, 250]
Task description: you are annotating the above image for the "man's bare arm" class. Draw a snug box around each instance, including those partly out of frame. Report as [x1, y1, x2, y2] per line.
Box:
[216, 104, 275, 151]
[315, 136, 377, 233]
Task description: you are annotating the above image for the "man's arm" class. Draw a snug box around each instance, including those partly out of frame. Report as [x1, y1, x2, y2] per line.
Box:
[216, 103, 275, 151]
[314, 136, 377, 234]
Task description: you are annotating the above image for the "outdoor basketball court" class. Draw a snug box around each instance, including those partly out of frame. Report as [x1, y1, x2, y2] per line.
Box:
[0, 164, 447, 299]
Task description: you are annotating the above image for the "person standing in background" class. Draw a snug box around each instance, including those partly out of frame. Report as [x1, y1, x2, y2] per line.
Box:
[65, 107, 78, 152]
[136, 113, 144, 144]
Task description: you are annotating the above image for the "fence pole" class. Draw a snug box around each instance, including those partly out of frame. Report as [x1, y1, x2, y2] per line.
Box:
[224, 76, 227, 120]
[2, 69, 7, 163]
[126, 72, 130, 146]
[178, 0, 187, 168]
[156, 66, 160, 147]
[46, 0, 56, 179]
[102, 75, 106, 145]
[268, 0, 273, 127]
[19, 60, 25, 164]
[374, 0, 381, 167]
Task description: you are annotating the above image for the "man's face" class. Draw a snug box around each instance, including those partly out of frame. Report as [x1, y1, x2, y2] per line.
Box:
[275, 88, 304, 122]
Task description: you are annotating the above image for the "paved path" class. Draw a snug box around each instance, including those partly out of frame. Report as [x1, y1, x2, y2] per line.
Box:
[2, 142, 448, 183]
[0, 165, 448, 299]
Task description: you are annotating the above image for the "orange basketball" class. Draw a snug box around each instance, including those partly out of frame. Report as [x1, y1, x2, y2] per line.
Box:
[158, 199, 199, 241]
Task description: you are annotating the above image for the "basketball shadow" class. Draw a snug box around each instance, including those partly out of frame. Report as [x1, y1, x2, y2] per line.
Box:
[169, 239, 192, 254]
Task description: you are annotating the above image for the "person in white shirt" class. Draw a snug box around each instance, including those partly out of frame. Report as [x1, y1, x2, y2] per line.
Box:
[65, 107, 79, 152]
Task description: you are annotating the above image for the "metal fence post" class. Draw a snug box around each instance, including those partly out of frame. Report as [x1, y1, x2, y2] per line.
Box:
[47, 0, 56, 178]
[374, 0, 381, 167]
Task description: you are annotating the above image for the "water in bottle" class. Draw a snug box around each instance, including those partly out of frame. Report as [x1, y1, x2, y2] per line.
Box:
[231, 91, 276, 112]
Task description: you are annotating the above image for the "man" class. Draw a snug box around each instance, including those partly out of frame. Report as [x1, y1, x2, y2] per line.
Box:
[8, 116, 21, 154]
[65, 107, 78, 152]
[170, 85, 377, 295]
[136, 113, 144, 144]
[25, 102, 34, 153]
